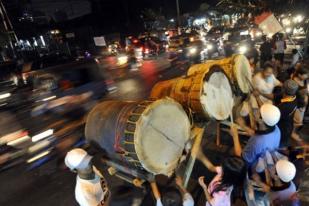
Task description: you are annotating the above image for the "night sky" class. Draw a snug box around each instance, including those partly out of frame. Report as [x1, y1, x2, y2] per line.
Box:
[89, 0, 218, 33]
[3, 0, 219, 36]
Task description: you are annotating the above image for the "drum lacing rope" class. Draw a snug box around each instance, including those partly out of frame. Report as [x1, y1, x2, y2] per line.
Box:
[114, 104, 134, 154]
[114, 104, 135, 174]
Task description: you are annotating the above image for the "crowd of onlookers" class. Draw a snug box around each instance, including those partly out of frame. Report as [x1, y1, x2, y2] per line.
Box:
[63, 35, 308, 206]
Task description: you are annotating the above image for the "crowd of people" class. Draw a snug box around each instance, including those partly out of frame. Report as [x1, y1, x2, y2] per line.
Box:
[62, 35, 308, 206]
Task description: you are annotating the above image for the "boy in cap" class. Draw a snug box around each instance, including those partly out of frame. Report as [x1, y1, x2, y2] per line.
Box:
[241, 104, 281, 165]
[65, 148, 108, 206]
[270, 159, 297, 204]
[277, 80, 299, 147]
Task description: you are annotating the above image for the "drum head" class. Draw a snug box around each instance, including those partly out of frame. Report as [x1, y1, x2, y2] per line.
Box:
[233, 55, 252, 93]
[200, 66, 234, 120]
[134, 98, 190, 176]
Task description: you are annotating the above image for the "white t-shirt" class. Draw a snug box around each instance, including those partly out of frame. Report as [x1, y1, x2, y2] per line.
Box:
[274, 40, 285, 54]
[156, 193, 194, 206]
[75, 173, 105, 206]
[290, 53, 300, 67]
[253, 72, 281, 104]
[270, 181, 296, 203]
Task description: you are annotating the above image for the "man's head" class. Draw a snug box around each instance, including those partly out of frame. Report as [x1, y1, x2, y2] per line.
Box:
[64, 148, 92, 172]
[276, 160, 296, 183]
[260, 104, 281, 127]
[262, 63, 274, 79]
[295, 67, 308, 81]
[221, 157, 247, 188]
[295, 62, 302, 71]
[262, 35, 267, 42]
[161, 187, 182, 206]
[283, 79, 298, 96]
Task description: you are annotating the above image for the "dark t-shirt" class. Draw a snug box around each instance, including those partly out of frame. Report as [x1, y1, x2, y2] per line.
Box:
[260, 41, 272, 57]
[277, 97, 298, 147]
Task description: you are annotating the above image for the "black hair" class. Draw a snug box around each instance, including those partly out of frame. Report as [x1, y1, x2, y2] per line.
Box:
[161, 187, 182, 206]
[211, 157, 246, 196]
[273, 86, 283, 104]
[263, 62, 274, 71]
[292, 49, 298, 55]
[294, 67, 308, 76]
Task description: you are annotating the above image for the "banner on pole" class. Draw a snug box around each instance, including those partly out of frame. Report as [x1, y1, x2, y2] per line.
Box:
[255, 12, 283, 36]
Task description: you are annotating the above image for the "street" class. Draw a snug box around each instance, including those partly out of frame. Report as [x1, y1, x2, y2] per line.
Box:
[0, 1, 308, 205]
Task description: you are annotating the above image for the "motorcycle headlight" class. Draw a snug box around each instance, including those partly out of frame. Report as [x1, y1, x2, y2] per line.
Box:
[117, 55, 128, 65]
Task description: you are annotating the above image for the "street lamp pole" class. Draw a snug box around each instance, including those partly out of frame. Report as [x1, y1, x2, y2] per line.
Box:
[176, 0, 180, 34]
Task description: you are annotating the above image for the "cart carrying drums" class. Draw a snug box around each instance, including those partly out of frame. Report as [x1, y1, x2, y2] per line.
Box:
[85, 98, 191, 178]
[150, 65, 234, 121]
[187, 54, 252, 94]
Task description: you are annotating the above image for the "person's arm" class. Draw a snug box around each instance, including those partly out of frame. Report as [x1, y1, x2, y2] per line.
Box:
[273, 76, 282, 87]
[175, 176, 194, 206]
[230, 123, 242, 157]
[197, 149, 217, 173]
[251, 169, 270, 193]
[252, 75, 268, 104]
[150, 182, 161, 201]
[253, 88, 274, 103]
[235, 117, 255, 137]
[260, 92, 274, 100]
[198, 176, 214, 205]
[175, 176, 188, 195]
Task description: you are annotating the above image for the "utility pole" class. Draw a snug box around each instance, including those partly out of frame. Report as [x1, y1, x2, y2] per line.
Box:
[0, 0, 18, 58]
[176, 0, 181, 34]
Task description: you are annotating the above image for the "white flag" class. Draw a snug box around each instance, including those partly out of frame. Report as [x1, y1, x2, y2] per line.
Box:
[255, 12, 283, 36]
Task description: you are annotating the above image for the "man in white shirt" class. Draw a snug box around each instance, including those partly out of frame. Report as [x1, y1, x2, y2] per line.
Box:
[65, 148, 108, 206]
[290, 49, 300, 68]
[252, 63, 282, 107]
[274, 34, 286, 64]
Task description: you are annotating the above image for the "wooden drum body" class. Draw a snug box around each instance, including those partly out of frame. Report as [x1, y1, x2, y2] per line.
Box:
[187, 54, 252, 94]
[85, 99, 191, 176]
[150, 65, 234, 121]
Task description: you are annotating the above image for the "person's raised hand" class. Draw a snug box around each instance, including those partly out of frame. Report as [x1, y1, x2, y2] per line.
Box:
[198, 176, 207, 190]
[262, 184, 270, 193]
[175, 176, 184, 187]
[253, 90, 260, 97]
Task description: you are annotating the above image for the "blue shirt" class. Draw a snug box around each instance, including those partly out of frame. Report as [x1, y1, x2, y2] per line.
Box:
[242, 126, 281, 165]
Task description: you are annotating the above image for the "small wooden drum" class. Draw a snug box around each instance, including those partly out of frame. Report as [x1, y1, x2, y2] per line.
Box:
[85, 98, 191, 176]
[150, 65, 234, 120]
[187, 54, 252, 94]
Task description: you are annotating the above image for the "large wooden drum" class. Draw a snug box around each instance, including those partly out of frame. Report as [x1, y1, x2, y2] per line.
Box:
[187, 54, 252, 94]
[85, 98, 191, 176]
[150, 65, 234, 120]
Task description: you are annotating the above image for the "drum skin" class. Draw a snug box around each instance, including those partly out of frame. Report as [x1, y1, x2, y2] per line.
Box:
[85, 99, 191, 176]
[187, 54, 252, 94]
[150, 65, 233, 120]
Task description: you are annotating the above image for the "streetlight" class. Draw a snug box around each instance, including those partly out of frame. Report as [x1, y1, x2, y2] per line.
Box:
[176, 0, 180, 34]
